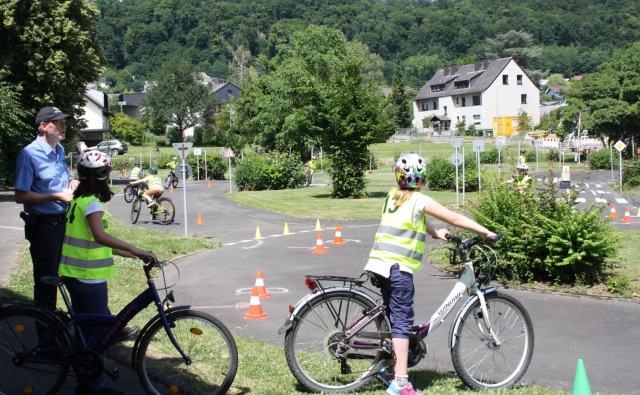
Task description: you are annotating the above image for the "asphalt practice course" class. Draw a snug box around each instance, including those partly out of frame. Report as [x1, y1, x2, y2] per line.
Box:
[1, 170, 639, 394]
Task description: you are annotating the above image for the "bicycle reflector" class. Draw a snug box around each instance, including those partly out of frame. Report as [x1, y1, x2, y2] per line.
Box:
[305, 278, 316, 291]
[288, 304, 294, 313]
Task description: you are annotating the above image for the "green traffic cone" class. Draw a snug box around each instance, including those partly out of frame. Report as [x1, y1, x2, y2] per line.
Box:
[572, 359, 592, 395]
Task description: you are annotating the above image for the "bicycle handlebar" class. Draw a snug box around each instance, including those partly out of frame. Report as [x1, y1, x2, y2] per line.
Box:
[445, 233, 503, 249]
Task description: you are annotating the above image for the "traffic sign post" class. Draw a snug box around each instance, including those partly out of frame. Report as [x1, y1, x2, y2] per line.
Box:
[224, 147, 235, 193]
[473, 140, 484, 191]
[614, 141, 627, 189]
[450, 149, 462, 207]
[194, 148, 201, 181]
[172, 142, 193, 237]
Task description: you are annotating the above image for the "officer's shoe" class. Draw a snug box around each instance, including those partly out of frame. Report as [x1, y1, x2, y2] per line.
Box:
[114, 325, 139, 343]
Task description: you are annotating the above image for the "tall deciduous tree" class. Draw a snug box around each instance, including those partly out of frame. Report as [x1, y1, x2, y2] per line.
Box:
[0, 0, 106, 182]
[388, 55, 413, 129]
[141, 56, 214, 139]
[235, 25, 389, 198]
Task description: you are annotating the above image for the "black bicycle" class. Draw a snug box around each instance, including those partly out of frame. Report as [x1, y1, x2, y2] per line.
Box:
[131, 192, 175, 225]
[123, 183, 148, 203]
[164, 170, 179, 190]
[0, 257, 238, 395]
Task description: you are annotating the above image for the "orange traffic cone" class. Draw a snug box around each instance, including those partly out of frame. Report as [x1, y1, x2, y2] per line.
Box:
[331, 224, 346, 246]
[208, 181, 212, 188]
[312, 233, 328, 254]
[622, 207, 633, 223]
[197, 213, 203, 224]
[244, 286, 267, 319]
[254, 270, 270, 298]
[609, 204, 619, 219]
[170, 186, 174, 193]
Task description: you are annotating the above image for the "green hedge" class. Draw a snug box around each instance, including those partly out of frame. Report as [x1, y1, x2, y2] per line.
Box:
[425, 155, 481, 192]
[234, 152, 307, 191]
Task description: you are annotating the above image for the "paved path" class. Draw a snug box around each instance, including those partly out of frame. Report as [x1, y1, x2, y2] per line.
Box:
[1, 171, 639, 394]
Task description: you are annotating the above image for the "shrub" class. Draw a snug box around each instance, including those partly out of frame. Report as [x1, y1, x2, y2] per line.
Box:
[188, 154, 227, 180]
[467, 175, 620, 284]
[588, 147, 618, 170]
[425, 155, 480, 192]
[234, 152, 307, 191]
[622, 160, 640, 187]
[480, 148, 499, 164]
[546, 149, 559, 162]
[606, 275, 629, 295]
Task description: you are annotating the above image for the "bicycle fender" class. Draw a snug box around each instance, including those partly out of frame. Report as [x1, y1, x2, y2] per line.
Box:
[130, 305, 191, 368]
[277, 286, 378, 335]
[447, 286, 499, 350]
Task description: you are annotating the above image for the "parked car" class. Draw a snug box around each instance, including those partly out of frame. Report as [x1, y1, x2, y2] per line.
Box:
[85, 140, 128, 156]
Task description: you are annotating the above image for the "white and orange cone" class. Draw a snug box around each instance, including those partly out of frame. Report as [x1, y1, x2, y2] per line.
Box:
[623, 207, 633, 223]
[609, 204, 619, 219]
[312, 233, 328, 254]
[243, 286, 267, 319]
[331, 224, 346, 246]
[254, 270, 270, 298]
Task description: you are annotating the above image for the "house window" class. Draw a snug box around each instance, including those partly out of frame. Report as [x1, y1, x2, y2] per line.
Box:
[473, 95, 481, 105]
[433, 100, 438, 110]
[462, 116, 466, 123]
[444, 106, 447, 115]
[517, 75, 523, 85]
[462, 97, 466, 107]
[521, 94, 527, 104]
[473, 115, 481, 125]
[454, 80, 469, 89]
[503, 75, 508, 85]
[431, 84, 445, 92]
[456, 98, 459, 104]
[421, 102, 429, 111]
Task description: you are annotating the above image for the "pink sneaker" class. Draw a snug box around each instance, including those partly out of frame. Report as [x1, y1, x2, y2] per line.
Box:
[398, 382, 423, 395]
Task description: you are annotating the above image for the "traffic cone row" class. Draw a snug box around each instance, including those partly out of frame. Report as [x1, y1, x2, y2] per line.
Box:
[622, 207, 633, 223]
[312, 233, 328, 254]
[244, 270, 270, 320]
[609, 204, 618, 218]
[331, 224, 346, 246]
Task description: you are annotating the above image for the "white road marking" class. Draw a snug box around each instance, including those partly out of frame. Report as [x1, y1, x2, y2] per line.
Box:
[575, 198, 586, 203]
[616, 198, 628, 204]
[595, 198, 607, 203]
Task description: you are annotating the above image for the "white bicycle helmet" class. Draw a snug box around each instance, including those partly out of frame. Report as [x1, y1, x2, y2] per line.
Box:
[516, 163, 529, 171]
[394, 153, 426, 189]
[77, 151, 112, 180]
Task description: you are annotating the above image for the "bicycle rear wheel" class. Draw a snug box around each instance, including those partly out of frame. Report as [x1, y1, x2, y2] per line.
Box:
[135, 310, 238, 395]
[124, 186, 136, 203]
[131, 198, 142, 224]
[154, 197, 175, 225]
[451, 291, 534, 390]
[0, 307, 70, 395]
[163, 175, 172, 190]
[284, 291, 390, 393]
[171, 176, 178, 188]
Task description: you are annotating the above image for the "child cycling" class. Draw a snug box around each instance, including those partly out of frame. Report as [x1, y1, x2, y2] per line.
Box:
[503, 163, 533, 192]
[304, 156, 317, 183]
[365, 153, 495, 395]
[129, 167, 163, 207]
[166, 156, 178, 174]
[59, 151, 157, 395]
[129, 161, 143, 181]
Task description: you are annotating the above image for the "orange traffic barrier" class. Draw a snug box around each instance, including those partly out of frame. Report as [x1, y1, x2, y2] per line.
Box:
[312, 233, 328, 254]
[623, 207, 633, 223]
[254, 270, 270, 298]
[609, 204, 619, 219]
[197, 213, 203, 224]
[331, 224, 346, 246]
[244, 286, 267, 319]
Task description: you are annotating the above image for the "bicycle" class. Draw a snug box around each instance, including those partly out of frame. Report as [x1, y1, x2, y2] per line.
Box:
[123, 182, 148, 204]
[131, 192, 175, 225]
[279, 233, 534, 393]
[0, 256, 238, 395]
[302, 168, 313, 187]
[164, 170, 179, 190]
[119, 167, 130, 179]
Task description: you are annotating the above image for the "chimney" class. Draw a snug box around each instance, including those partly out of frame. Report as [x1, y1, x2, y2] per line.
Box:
[451, 64, 458, 74]
[444, 65, 450, 76]
[474, 60, 481, 71]
[482, 57, 490, 69]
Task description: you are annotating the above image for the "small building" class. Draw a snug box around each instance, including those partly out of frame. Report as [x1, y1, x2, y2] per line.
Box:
[80, 89, 111, 147]
[117, 92, 148, 119]
[544, 86, 571, 101]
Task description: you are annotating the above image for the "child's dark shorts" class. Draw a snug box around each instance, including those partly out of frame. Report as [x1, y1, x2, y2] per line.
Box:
[374, 264, 415, 339]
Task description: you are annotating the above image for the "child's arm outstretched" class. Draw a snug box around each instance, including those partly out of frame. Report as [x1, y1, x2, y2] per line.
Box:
[87, 212, 157, 261]
[422, 196, 496, 241]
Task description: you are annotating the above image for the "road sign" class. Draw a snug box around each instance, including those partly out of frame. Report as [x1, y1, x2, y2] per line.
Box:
[193, 148, 202, 156]
[614, 140, 627, 152]
[496, 141, 504, 150]
[450, 138, 464, 148]
[450, 152, 462, 166]
[224, 147, 235, 158]
[180, 163, 193, 179]
[472, 140, 485, 153]
[172, 142, 193, 161]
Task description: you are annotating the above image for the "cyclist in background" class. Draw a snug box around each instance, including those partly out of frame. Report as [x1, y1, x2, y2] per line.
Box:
[366, 153, 495, 395]
[166, 156, 178, 174]
[304, 156, 317, 183]
[518, 149, 526, 165]
[60, 151, 156, 395]
[129, 161, 143, 181]
[129, 167, 164, 207]
[503, 163, 533, 192]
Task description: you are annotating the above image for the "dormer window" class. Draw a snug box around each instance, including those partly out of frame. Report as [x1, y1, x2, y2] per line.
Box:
[454, 81, 469, 89]
[431, 84, 445, 92]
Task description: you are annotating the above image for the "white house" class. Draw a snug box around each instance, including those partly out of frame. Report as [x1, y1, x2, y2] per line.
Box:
[412, 57, 540, 136]
[80, 89, 111, 146]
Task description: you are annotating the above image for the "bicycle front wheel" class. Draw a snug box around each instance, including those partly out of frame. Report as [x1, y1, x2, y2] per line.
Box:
[135, 310, 238, 395]
[284, 291, 390, 393]
[131, 198, 142, 224]
[0, 307, 71, 395]
[163, 175, 172, 190]
[451, 291, 534, 390]
[154, 197, 175, 225]
[124, 186, 135, 203]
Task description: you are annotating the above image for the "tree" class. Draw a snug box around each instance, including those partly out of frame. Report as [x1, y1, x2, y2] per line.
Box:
[141, 56, 214, 139]
[403, 54, 441, 88]
[388, 55, 413, 129]
[228, 45, 252, 89]
[110, 113, 144, 145]
[0, 0, 106, 182]
[547, 74, 566, 86]
[234, 25, 389, 198]
[485, 30, 541, 69]
[517, 109, 531, 133]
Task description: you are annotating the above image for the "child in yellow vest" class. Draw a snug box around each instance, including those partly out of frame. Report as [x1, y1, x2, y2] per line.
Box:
[366, 153, 495, 395]
[59, 151, 156, 395]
